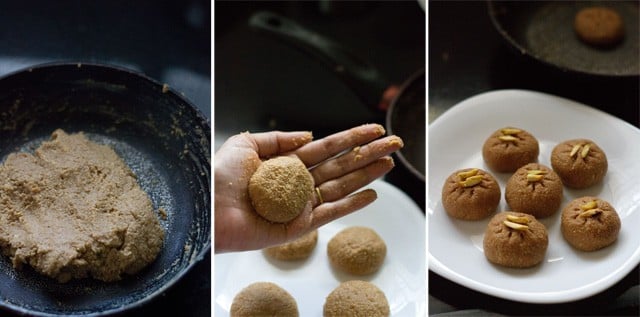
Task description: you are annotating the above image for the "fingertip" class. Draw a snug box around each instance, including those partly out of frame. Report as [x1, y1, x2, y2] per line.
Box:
[388, 135, 404, 148]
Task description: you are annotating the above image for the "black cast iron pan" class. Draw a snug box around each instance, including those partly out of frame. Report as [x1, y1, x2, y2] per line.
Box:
[249, 11, 425, 181]
[0, 63, 211, 316]
[488, 0, 639, 77]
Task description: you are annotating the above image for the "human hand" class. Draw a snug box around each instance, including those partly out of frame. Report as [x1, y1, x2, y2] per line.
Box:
[214, 123, 403, 253]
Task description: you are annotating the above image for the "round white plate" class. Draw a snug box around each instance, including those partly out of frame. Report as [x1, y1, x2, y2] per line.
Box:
[215, 180, 426, 316]
[428, 89, 640, 304]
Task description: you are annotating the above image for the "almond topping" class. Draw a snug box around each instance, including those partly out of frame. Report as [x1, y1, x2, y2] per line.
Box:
[580, 144, 591, 158]
[457, 168, 479, 180]
[498, 135, 518, 142]
[570, 144, 582, 157]
[503, 220, 529, 230]
[506, 215, 530, 224]
[458, 174, 483, 187]
[580, 200, 598, 211]
[578, 208, 602, 218]
[501, 128, 522, 135]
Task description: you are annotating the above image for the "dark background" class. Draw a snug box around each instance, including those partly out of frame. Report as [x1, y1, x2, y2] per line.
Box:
[429, 1, 639, 316]
[0, 1, 211, 316]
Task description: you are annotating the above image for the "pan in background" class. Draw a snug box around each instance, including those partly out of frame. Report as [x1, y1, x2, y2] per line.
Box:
[249, 11, 425, 181]
[488, 1, 639, 77]
[0, 63, 211, 316]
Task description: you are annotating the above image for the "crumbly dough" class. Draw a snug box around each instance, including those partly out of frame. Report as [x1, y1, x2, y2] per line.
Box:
[483, 211, 548, 268]
[249, 156, 314, 223]
[441, 168, 501, 220]
[505, 163, 564, 218]
[561, 196, 621, 251]
[323, 280, 389, 317]
[482, 127, 539, 173]
[0, 129, 164, 283]
[551, 139, 608, 189]
[327, 226, 386, 275]
[264, 229, 318, 261]
[574, 6, 625, 46]
[230, 282, 299, 317]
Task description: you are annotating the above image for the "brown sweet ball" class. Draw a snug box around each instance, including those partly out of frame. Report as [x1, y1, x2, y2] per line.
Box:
[323, 280, 390, 317]
[441, 168, 501, 220]
[574, 6, 625, 47]
[482, 127, 539, 173]
[327, 227, 386, 275]
[483, 211, 549, 268]
[248, 156, 314, 223]
[505, 163, 564, 218]
[230, 282, 299, 317]
[561, 196, 621, 251]
[264, 230, 318, 261]
[551, 139, 608, 189]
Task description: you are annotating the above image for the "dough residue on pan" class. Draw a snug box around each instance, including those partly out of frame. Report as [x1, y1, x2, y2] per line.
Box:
[0, 129, 164, 282]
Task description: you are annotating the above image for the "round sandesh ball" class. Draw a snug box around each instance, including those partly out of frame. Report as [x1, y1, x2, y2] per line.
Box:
[248, 156, 314, 223]
[327, 226, 386, 275]
[264, 229, 318, 261]
[482, 127, 539, 173]
[230, 282, 299, 317]
[551, 139, 608, 189]
[505, 163, 564, 218]
[483, 211, 549, 268]
[561, 196, 621, 251]
[574, 6, 625, 47]
[441, 168, 501, 220]
[323, 280, 390, 317]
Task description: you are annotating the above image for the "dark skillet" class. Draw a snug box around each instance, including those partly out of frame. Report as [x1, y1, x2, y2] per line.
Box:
[249, 11, 425, 181]
[488, 0, 639, 77]
[0, 63, 210, 316]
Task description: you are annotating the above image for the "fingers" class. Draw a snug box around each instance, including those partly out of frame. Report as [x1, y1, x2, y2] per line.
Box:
[309, 189, 378, 229]
[312, 156, 395, 207]
[245, 131, 313, 158]
[294, 123, 386, 167]
[310, 135, 403, 184]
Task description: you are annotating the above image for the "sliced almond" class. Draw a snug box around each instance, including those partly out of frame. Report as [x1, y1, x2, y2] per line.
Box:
[506, 215, 530, 224]
[580, 200, 598, 211]
[570, 143, 582, 157]
[457, 168, 479, 180]
[578, 208, 602, 218]
[580, 144, 591, 158]
[501, 128, 522, 135]
[527, 174, 544, 182]
[527, 169, 547, 175]
[498, 135, 518, 142]
[458, 174, 483, 187]
[503, 220, 529, 230]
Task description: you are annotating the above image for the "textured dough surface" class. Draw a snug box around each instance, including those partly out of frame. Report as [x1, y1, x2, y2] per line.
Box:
[483, 211, 548, 268]
[230, 282, 299, 317]
[0, 129, 164, 282]
[551, 139, 608, 189]
[323, 280, 389, 317]
[327, 226, 386, 275]
[505, 163, 564, 218]
[482, 126, 539, 173]
[441, 168, 501, 220]
[561, 196, 621, 251]
[249, 156, 314, 223]
[264, 229, 318, 261]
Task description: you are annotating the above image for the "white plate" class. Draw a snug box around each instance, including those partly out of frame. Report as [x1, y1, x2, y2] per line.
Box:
[428, 90, 640, 304]
[215, 180, 426, 316]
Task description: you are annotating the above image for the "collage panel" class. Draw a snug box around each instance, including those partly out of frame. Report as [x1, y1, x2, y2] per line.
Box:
[0, 2, 211, 317]
[428, 1, 639, 316]
[214, 1, 425, 316]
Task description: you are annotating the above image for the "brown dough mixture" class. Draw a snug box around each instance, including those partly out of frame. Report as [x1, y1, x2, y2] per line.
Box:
[0, 129, 164, 282]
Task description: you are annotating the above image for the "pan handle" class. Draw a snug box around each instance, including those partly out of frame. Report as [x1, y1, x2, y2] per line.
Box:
[249, 11, 393, 112]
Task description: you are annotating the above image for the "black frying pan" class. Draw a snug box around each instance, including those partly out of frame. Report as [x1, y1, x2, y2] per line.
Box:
[249, 11, 425, 181]
[488, 0, 639, 77]
[0, 63, 211, 316]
